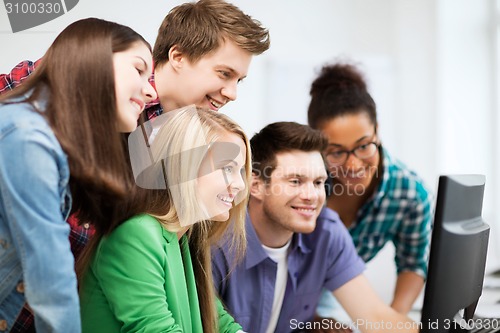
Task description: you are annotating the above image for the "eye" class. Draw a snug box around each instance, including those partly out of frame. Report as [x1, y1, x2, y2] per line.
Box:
[315, 179, 325, 187]
[289, 179, 300, 185]
[136, 67, 145, 75]
[222, 166, 233, 174]
[328, 151, 345, 158]
[357, 143, 371, 151]
[237, 78, 244, 84]
[218, 70, 231, 79]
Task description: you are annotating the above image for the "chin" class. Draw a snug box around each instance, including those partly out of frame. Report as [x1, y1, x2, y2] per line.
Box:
[211, 211, 230, 222]
[294, 224, 316, 235]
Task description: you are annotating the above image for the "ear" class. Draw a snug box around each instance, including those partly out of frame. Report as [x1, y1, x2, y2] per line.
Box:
[249, 172, 266, 201]
[168, 45, 185, 70]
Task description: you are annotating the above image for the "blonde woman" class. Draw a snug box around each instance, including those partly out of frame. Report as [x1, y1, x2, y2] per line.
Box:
[78, 106, 250, 333]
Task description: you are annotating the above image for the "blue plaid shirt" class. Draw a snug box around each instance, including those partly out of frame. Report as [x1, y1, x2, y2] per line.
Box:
[348, 148, 433, 277]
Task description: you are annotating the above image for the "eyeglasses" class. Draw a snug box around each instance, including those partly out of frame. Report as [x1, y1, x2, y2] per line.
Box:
[325, 141, 380, 167]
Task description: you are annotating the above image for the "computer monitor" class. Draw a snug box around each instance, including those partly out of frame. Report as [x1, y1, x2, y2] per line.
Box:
[420, 174, 490, 333]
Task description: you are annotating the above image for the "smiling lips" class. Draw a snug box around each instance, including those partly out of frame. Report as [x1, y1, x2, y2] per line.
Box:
[130, 98, 145, 114]
[207, 96, 224, 110]
[217, 194, 234, 207]
[292, 205, 317, 218]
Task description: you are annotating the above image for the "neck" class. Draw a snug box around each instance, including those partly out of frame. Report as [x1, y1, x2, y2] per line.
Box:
[248, 200, 294, 248]
[177, 226, 189, 240]
[153, 64, 177, 112]
[327, 175, 380, 227]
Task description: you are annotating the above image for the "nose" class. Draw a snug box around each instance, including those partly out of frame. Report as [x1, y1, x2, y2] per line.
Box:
[230, 170, 246, 194]
[143, 81, 157, 102]
[344, 152, 364, 171]
[221, 81, 237, 102]
[299, 182, 319, 201]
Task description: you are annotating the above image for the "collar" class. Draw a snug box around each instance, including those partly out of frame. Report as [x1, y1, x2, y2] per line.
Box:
[362, 146, 391, 207]
[244, 211, 312, 270]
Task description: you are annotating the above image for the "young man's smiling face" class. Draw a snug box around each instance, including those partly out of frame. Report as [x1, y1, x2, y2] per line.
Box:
[252, 150, 328, 235]
[155, 39, 252, 112]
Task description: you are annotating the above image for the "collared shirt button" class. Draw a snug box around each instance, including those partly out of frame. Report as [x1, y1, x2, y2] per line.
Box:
[0, 319, 8, 331]
[16, 282, 24, 293]
[83, 223, 90, 229]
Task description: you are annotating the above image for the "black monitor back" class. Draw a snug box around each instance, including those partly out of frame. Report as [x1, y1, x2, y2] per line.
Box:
[420, 174, 489, 333]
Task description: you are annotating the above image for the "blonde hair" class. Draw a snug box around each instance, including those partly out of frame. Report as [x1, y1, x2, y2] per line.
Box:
[128, 106, 250, 332]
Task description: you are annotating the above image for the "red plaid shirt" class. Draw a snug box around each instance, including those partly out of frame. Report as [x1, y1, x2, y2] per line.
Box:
[1, 60, 162, 332]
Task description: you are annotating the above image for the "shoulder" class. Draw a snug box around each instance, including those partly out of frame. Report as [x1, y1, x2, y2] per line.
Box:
[0, 60, 39, 94]
[301, 207, 352, 249]
[0, 101, 48, 128]
[105, 214, 175, 247]
[95, 215, 177, 268]
[0, 101, 55, 144]
[315, 207, 347, 234]
[383, 150, 432, 203]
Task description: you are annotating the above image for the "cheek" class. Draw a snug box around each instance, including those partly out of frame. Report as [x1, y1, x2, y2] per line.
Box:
[364, 156, 380, 175]
[328, 166, 343, 178]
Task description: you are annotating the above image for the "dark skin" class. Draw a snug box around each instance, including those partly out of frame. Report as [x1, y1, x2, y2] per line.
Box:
[317, 113, 425, 319]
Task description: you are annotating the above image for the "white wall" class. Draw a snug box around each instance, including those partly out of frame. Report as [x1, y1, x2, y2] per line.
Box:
[1, 0, 498, 302]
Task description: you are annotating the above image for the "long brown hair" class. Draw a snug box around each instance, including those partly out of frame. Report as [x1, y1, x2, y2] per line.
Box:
[0, 18, 151, 225]
[78, 106, 250, 333]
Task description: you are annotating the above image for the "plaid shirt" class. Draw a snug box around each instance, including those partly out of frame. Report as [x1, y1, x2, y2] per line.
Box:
[1, 60, 162, 332]
[348, 148, 433, 277]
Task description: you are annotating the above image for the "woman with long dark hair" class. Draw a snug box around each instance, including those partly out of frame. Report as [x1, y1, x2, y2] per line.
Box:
[0, 18, 156, 332]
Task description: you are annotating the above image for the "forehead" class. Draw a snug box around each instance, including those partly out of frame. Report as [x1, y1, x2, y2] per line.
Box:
[114, 42, 152, 64]
[320, 113, 375, 145]
[272, 150, 326, 178]
[209, 132, 246, 164]
[196, 39, 252, 77]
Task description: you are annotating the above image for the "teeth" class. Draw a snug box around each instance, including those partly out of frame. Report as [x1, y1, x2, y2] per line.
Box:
[217, 194, 233, 203]
[295, 208, 315, 212]
[208, 97, 222, 109]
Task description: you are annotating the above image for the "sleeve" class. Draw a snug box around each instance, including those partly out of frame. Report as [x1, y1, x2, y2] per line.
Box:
[91, 219, 182, 332]
[0, 123, 80, 332]
[0, 60, 41, 94]
[323, 218, 365, 292]
[394, 180, 433, 278]
[216, 297, 243, 333]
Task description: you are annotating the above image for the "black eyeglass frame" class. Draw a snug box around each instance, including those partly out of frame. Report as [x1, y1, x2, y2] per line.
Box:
[325, 134, 381, 167]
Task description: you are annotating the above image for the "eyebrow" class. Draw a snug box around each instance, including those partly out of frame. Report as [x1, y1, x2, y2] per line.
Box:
[215, 159, 241, 167]
[283, 173, 328, 181]
[217, 65, 247, 80]
[135, 56, 149, 70]
[328, 134, 373, 147]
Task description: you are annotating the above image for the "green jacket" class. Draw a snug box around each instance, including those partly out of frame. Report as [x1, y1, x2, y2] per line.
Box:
[80, 214, 242, 333]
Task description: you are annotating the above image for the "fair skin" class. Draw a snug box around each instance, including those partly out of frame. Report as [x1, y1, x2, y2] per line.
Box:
[250, 150, 327, 248]
[177, 132, 247, 240]
[113, 42, 157, 132]
[319, 112, 424, 314]
[248, 150, 418, 333]
[154, 39, 252, 112]
[197, 132, 247, 222]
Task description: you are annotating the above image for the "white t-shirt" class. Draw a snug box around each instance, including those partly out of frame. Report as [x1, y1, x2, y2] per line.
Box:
[262, 240, 292, 333]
